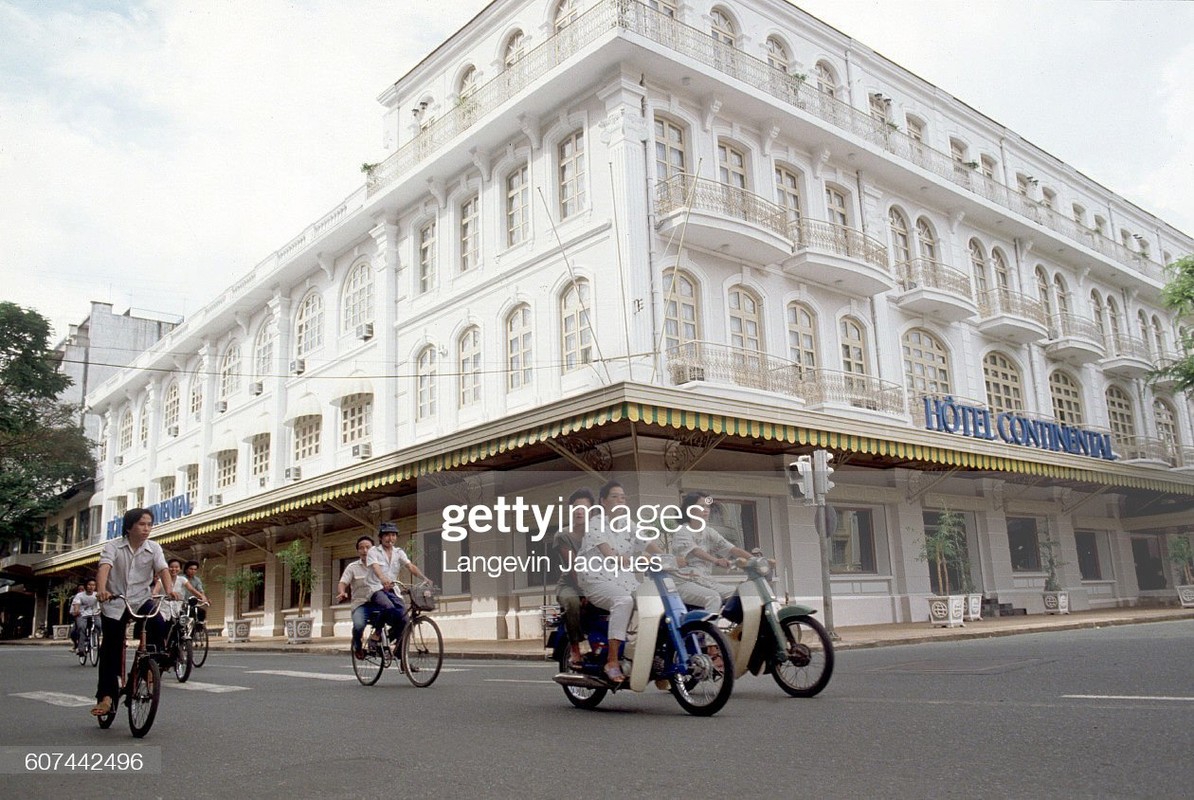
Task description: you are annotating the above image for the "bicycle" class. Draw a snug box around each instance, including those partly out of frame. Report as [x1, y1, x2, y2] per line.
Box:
[161, 600, 194, 683]
[183, 598, 210, 668]
[351, 582, 443, 688]
[76, 615, 100, 667]
[95, 594, 166, 738]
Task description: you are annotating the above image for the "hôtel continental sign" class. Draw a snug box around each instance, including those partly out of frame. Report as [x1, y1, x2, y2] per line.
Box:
[921, 396, 1116, 461]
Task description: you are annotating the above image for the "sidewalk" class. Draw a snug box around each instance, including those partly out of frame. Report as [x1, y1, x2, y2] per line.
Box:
[6, 607, 1192, 660]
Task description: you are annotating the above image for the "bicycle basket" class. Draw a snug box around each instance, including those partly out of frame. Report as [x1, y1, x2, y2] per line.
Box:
[408, 583, 439, 611]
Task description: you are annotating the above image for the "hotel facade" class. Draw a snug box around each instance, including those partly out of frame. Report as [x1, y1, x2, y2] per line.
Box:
[34, 0, 1194, 638]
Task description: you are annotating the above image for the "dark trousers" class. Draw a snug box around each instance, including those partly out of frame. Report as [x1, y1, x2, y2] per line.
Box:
[557, 584, 584, 645]
[96, 601, 168, 703]
[369, 590, 407, 641]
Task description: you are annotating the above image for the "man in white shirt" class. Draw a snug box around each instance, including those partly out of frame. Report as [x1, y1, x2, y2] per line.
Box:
[336, 535, 376, 660]
[365, 522, 428, 648]
[670, 492, 753, 611]
[91, 508, 175, 718]
[70, 578, 101, 655]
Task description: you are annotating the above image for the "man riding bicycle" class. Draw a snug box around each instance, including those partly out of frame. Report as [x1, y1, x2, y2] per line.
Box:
[365, 522, 428, 653]
[70, 578, 100, 655]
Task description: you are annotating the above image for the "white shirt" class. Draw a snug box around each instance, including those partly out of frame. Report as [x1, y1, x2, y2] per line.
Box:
[98, 537, 168, 621]
[71, 591, 100, 617]
[339, 560, 372, 609]
[671, 524, 736, 579]
[578, 518, 647, 591]
[364, 545, 410, 594]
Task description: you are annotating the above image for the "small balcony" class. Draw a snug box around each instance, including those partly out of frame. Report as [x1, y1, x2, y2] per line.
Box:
[797, 368, 906, 418]
[654, 174, 792, 265]
[665, 340, 802, 398]
[892, 259, 976, 322]
[1114, 435, 1174, 466]
[1173, 446, 1194, 472]
[1101, 334, 1154, 379]
[1152, 350, 1182, 390]
[783, 219, 895, 296]
[1045, 313, 1105, 364]
[975, 289, 1049, 343]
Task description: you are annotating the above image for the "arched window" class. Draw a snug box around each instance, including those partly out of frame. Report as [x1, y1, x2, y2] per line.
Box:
[774, 165, 802, 222]
[906, 115, 925, 142]
[458, 326, 482, 407]
[163, 382, 180, 432]
[786, 302, 817, 374]
[983, 351, 1023, 414]
[1052, 274, 1070, 317]
[503, 30, 525, 69]
[119, 409, 134, 454]
[553, 0, 577, 33]
[561, 280, 593, 372]
[728, 287, 762, 352]
[506, 163, 530, 246]
[342, 261, 374, 333]
[888, 207, 912, 263]
[766, 36, 790, 73]
[647, 0, 677, 16]
[138, 407, 148, 447]
[460, 194, 480, 271]
[458, 65, 478, 100]
[869, 93, 889, 124]
[1035, 266, 1053, 318]
[292, 415, 321, 462]
[717, 140, 747, 189]
[825, 186, 849, 226]
[1049, 370, 1084, 425]
[220, 344, 241, 399]
[710, 7, 737, 46]
[840, 316, 869, 375]
[1151, 315, 1167, 356]
[1090, 291, 1107, 346]
[1105, 385, 1136, 442]
[991, 249, 1010, 290]
[902, 329, 951, 395]
[1154, 399, 1180, 454]
[295, 291, 324, 357]
[506, 304, 533, 391]
[915, 218, 938, 262]
[416, 347, 437, 421]
[1137, 310, 1152, 353]
[1106, 296, 1122, 338]
[558, 129, 585, 218]
[419, 219, 437, 293]
[663, 269, 700, 350]
[969, 239, 988, 296]
[654, 115, 686, 182]
[815, 61, 837, 97]
[254, 315, 275, 380]
[189, 371, 204, 419]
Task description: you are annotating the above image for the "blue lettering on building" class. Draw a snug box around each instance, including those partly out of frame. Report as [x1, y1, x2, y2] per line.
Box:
[923, 396, 1116, 461]
[106, 494, 193, 539]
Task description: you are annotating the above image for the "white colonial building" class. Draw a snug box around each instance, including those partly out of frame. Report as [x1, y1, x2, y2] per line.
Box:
[35, 0, 1194, 637]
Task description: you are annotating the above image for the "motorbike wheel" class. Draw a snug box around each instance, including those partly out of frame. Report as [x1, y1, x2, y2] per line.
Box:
[191, 626, 208, 668]
[772, 615, 835, 698]
[558, 649, 607, 709]
[172, 638, 193, 683]
[669, 620, 734, 717]
[89, 628, 100, 667]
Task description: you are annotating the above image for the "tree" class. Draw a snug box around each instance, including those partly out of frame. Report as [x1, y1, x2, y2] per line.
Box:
[275, 540, 317, 615]
[0, 303, 95, 545]
[1153, 254, 1194, 389]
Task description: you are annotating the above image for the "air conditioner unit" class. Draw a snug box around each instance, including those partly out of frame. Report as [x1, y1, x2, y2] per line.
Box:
[351, 443, 372, 459]
[114, 455, 124, 466]
[290, 359, 306, 375]
[215, 400, 228, 413]
[251, 381, 264, 396]
[356, 323, 374, 341]
[258, 476, 268, 488]
[285, 467, 301, 481]
[167, 425, 179, 437]
[207, 494, 223, 506]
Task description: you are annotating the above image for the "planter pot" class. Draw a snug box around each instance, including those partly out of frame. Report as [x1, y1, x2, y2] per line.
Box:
[227, 619, 253, 642]
[1043, 590, 1070, 615]
[52, 624, 72, 640]
[965, 594, 983, 621]
[928, 595, 966, 627]
[284, 616, 314, 644]
[1177, 585, 1194, 609]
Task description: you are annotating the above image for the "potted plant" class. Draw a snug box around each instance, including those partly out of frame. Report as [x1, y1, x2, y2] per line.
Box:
[1039, 525, 1069, 615]
[1168, 534, 1194, 608]
[49, 583, 75, 640]
[917, 512, 966, 627]
[276, 540, 317, 644]
[219, 567, 263, 642]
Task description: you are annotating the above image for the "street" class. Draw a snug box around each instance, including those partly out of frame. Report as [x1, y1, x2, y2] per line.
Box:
[2, 620, 1192, 799]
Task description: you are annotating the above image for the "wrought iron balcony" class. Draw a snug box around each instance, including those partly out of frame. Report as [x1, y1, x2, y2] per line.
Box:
[666, 340, 803, 397]
[1114, 435, 1173, 465]
[1045, 313, 1105, 364]
[797, 368, 906, 416]
[654, 174, 792, 263]
[975, 289, 1049, 343]
[1101, 334, 1154, 378]
[785, 218, 893, 295]
[893, 258, 976, 321]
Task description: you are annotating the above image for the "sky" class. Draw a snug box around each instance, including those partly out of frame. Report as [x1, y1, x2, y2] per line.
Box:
[2, 0, 1193, 344]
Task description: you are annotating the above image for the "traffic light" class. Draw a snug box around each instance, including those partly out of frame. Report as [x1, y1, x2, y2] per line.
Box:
[786, 456, 815, 504]
[813, 450, 835, 500]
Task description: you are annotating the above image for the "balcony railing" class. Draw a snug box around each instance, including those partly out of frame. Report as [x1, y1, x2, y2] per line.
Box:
[367, 0, 1167, 284]
[655, 174, 789, 239]
[1109, 334, 1153, 362]
[665, 340, 803, 396]
[976, 289, 1049, 325]
[1050, 313, 1102, 343]
[798, 368, 906, 415]
[790, 219, 889, 273]
[1114, 435, 1173, 464]
[896, 258, 972, 297]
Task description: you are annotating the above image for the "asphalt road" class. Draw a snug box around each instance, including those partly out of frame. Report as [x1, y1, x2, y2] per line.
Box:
[2, 620, 1192, 799]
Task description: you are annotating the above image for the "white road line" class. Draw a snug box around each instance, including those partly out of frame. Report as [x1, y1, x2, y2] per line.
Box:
[11, 691, 96, 707]
[483, 678, 554, 684]
[1063, 694, 1194, 702]
[167, 680, 249, 693]
[247, 669, 357, 682]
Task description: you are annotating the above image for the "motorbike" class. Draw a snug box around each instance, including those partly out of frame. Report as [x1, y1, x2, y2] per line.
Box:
[719, 555, 834, 697]
[547, 564, 735, 716]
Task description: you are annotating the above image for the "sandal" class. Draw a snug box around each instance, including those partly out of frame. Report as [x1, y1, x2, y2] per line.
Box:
[568, 646, 584, 670]
[90, 697, 113, 717]
[602, 664, 627, 684]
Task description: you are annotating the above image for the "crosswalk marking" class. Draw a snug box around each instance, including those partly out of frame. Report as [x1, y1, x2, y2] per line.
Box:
[11, 691, 96, 707]
[168, 680, 249, 693]
[248, 669, 357, 682]
[1063, 694, 1194, 702]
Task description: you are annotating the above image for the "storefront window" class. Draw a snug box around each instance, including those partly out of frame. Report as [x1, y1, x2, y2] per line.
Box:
[1075, 530, 1103, 580]
[830, 508, 876, 574]
[1007, 517, 1041, 572]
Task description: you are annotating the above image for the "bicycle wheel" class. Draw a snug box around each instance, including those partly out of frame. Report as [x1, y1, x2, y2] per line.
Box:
[669, 620, 735, 717]
[128, 658, 161, 738]
[172, 638, 193, 683]
[88, 627, 100, 667]
[772, 615, 835, 698]
[191, 626, 208, 668]
[400, 616, 443, 688]
[77, 633, 87, 666]
[352, 624, 385, 686]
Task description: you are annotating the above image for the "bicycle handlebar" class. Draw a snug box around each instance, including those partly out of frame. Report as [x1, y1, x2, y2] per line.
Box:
[106, 594, 167, 619]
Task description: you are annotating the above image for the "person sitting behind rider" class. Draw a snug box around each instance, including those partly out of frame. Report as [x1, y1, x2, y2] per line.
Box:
[552, 488, 595, 669]
[365, 522, 428, 650]
[155, 558, 210, 623]
[181, 560, 209, 623]
[670, 492, 753, 611]
[70, 579, 100, 654]
[336, 535, 377, 660]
